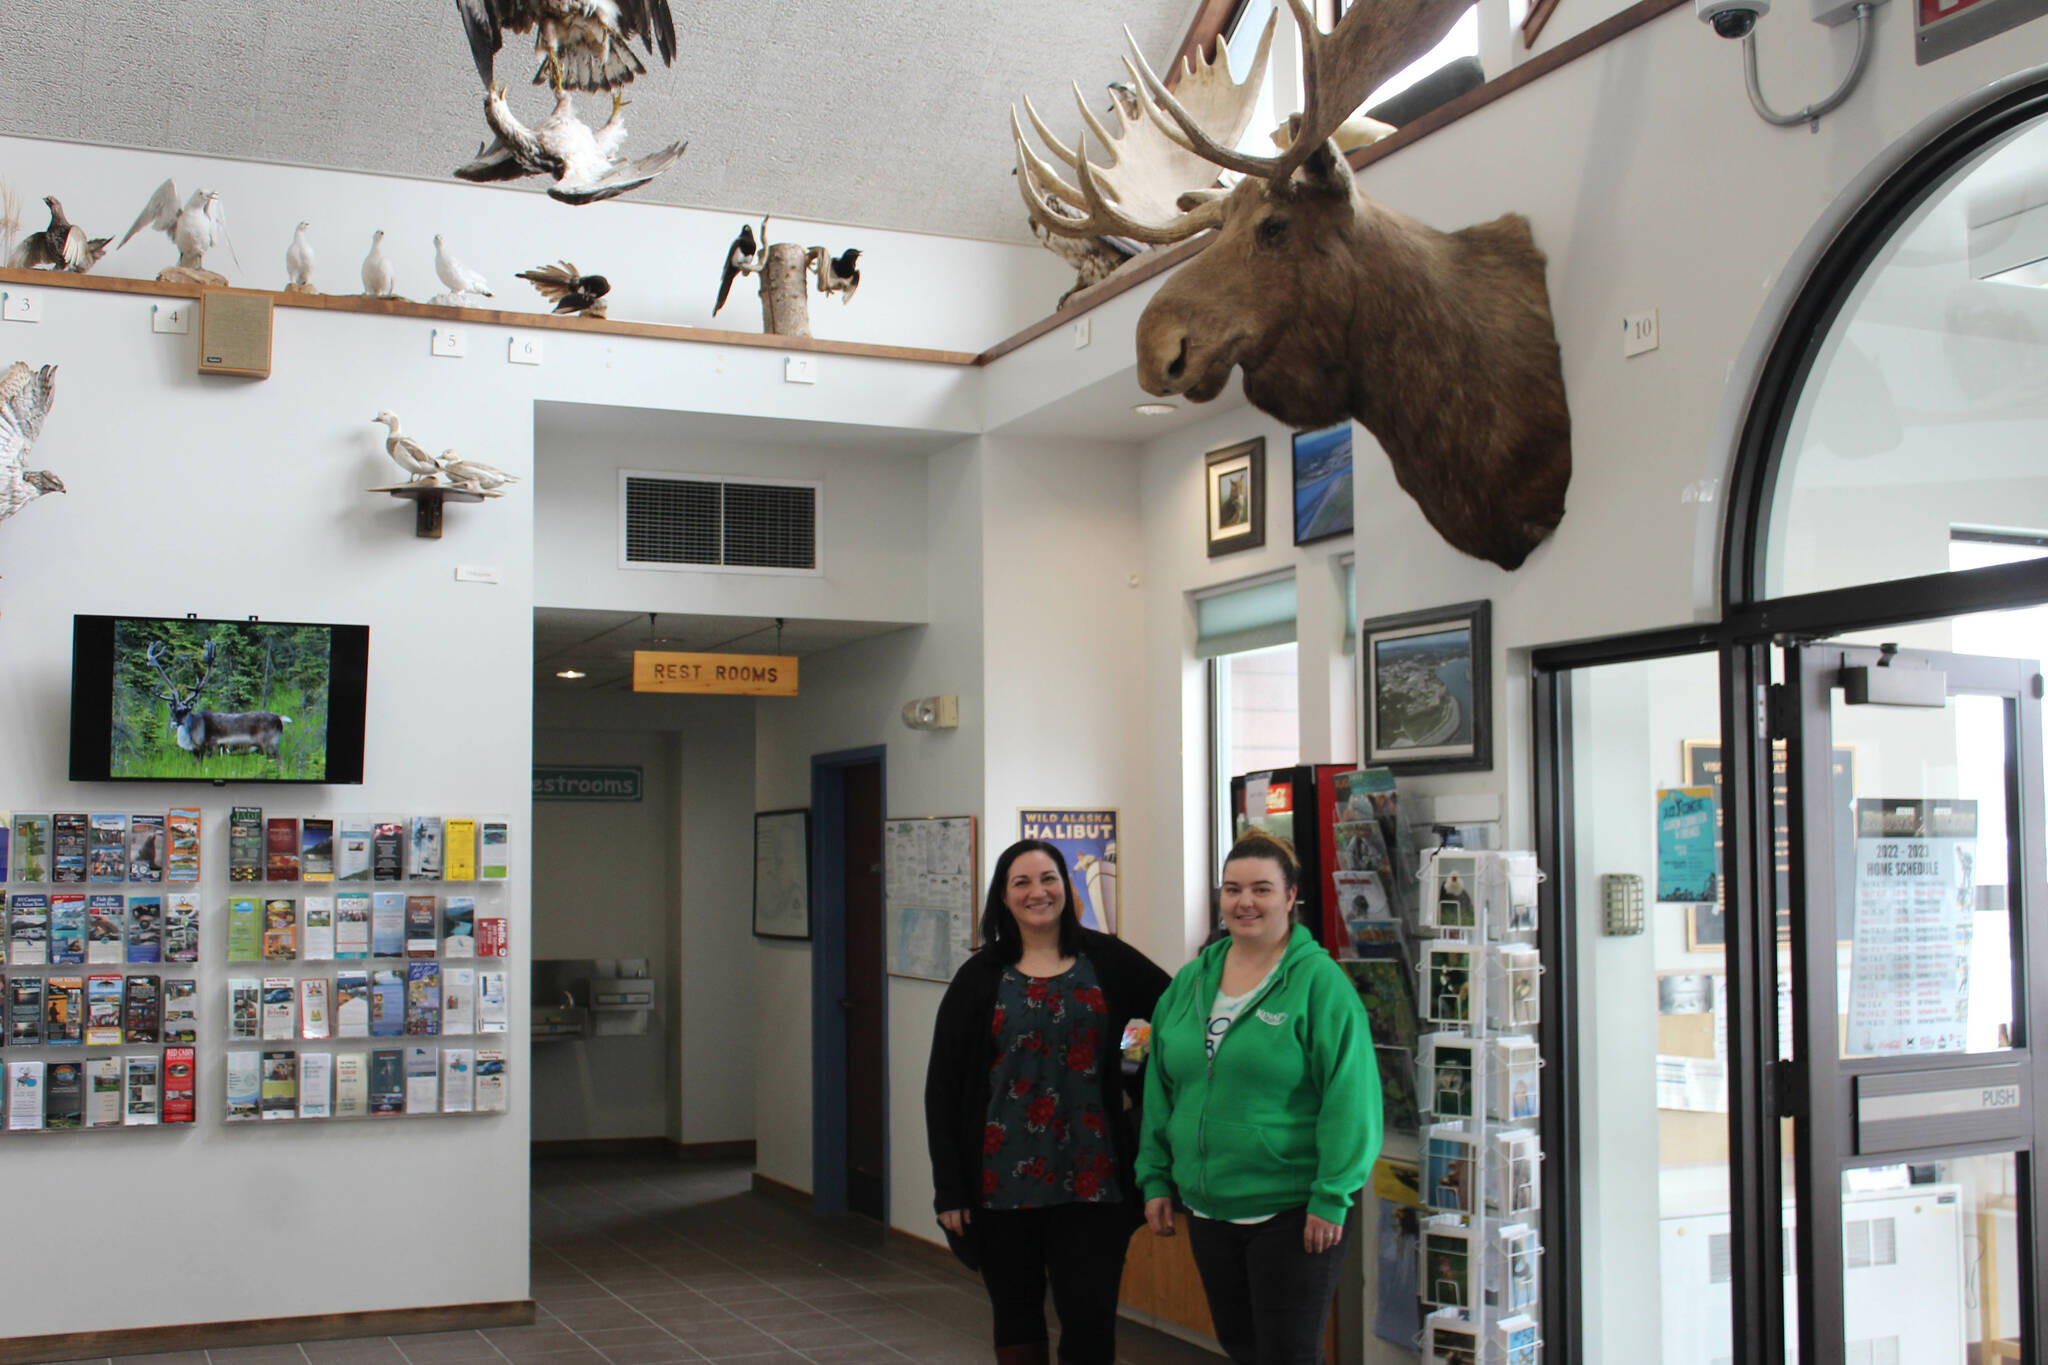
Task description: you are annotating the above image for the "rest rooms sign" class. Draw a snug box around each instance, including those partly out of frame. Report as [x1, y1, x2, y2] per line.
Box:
[533, 766, 643, 802]
[632, 650, 799, 697]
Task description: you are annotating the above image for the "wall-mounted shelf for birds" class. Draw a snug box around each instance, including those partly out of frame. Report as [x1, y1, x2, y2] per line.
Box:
[371, 483, 486, 539]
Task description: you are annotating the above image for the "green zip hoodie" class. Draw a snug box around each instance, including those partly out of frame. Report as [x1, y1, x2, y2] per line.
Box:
[1135, 923, 1382, 1224]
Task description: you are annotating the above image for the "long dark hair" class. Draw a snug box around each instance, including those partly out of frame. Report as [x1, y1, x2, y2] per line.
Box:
[980, 838, 1085, 963]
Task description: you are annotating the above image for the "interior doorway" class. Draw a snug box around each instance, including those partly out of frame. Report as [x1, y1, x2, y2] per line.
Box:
[811, 745, 888, 1220]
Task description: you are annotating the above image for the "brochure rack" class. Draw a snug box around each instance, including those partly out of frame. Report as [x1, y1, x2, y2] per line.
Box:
[1416, 848, 1546, 1365]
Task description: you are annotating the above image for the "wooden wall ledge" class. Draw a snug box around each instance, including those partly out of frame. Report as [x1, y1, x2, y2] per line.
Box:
[0, 265, 980, 367]
[975, 0, 1689, 366]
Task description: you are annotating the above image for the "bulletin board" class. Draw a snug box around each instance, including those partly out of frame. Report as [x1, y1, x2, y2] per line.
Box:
[883, 816, 977, 983]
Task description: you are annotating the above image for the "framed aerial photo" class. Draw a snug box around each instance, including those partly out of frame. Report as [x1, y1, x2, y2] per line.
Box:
[1205, 438, 1266, 558]
[1292, 422, 1354, 545]
[1361, 601, 1491, 774]
[752, 808, 812, 940]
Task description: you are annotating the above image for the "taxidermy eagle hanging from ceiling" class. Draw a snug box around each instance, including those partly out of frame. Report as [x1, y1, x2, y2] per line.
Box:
[455, 0, 678, 92]
[1014, 0, 1573, 571]
[452, 0, 687, 204]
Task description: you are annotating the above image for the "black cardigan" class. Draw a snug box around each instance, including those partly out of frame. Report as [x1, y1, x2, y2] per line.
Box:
[923, 929, 1171, 1264]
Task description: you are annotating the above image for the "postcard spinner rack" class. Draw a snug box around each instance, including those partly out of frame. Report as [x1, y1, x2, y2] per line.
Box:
[1415, 847, 1546, 1365]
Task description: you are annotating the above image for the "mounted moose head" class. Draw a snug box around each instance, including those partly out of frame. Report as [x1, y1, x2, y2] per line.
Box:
[1014, 0, 1572, 570]
[144, 638, 293, 764]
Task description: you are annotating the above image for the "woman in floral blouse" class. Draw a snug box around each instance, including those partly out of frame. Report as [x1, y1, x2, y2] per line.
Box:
[924, 839, 1170, 1365]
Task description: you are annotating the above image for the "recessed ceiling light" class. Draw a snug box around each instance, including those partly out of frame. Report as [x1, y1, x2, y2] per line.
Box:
[1133, 402, 1177, 416]
[556, 669, 586, 679]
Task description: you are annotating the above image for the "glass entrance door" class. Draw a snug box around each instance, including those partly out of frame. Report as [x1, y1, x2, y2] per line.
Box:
[1781, 643, 2046, 1365]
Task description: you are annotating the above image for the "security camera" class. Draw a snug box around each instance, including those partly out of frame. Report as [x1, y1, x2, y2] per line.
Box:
[1698, 0, 1768, 37]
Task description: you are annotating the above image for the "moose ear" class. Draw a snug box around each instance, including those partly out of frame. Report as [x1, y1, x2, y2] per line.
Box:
[1293, 140, 1356, 198]
[1176, 188, 1229, 212]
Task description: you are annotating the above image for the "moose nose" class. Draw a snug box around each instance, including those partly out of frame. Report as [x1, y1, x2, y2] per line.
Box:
[1136, 327, 1192, 396]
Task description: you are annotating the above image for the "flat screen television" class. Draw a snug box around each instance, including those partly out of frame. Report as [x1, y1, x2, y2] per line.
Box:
[69, 615, 370, 784]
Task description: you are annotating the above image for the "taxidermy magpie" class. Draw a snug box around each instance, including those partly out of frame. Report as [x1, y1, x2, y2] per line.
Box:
[714, 222, 759, 315]
[518, 261, 611, 317]
[812, 246, 861, 304]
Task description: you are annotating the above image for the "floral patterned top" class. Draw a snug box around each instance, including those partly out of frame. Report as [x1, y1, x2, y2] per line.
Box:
[981, 955, 1122, 1210]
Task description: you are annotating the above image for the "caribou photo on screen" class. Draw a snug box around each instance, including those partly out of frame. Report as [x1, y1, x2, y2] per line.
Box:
[110, 621, 333, 780]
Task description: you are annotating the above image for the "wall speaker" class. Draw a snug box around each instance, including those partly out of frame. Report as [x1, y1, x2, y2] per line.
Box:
[198, 292, 273, 378]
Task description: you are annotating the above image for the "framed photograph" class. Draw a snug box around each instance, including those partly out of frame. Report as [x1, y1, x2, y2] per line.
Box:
[1681, 739, 1855, 951]
[1291, 422, 1354, 545]
[1205, 437, 1266, 557]
[752, 808, 812, 940]
[1361, 601, 1492, 774]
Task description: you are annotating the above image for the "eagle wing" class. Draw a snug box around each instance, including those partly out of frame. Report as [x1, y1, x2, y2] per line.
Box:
[618, 0, 677, 64]
[454, 138, 533, 183]
[119, 179, 180, 250]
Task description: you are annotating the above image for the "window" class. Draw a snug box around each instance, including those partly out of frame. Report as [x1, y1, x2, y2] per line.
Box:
[1197, 575, 1301, 867]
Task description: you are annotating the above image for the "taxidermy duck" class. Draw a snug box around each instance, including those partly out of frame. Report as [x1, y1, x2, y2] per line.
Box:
[9, 197, 111, 273]
[117, 179, 238, 284]
[0, 362, 64, 529]
[455, 86, 686, 205]
[372, 411, 446, 484]
[440, 452, 520, 494]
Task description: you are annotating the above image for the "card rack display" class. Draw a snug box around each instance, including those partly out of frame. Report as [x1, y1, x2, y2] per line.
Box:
[0, 807, 514, 1132]
[1416, 848, 1545, 1365]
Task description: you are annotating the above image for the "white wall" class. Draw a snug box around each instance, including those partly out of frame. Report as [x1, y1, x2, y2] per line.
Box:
[533, 402, 942, 624]
[0, 290, 533, 1336]
[0, 136, 1068, 353]
[751, 437, 988, 1207]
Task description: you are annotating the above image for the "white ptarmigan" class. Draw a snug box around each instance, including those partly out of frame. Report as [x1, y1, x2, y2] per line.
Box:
[434, 234, 493, 300]
[285, 222, 316, 289]
[361, 230, 397, 297]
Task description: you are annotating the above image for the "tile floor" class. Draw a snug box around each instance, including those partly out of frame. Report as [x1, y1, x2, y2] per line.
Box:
[59, 1155, 1219, 1365]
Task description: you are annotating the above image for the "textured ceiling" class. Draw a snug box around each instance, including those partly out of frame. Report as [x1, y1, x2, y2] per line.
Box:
[1, 0, 1199, 245]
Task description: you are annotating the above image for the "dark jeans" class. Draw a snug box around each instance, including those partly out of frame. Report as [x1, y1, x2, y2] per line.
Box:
[1186, 1206, 1352, 1365]
[975, 1202, 1133, 1364]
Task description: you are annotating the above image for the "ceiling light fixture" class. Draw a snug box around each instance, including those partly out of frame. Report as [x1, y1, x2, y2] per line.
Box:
[1133, 402, 1177, 416]
[556, 669, 586, 679]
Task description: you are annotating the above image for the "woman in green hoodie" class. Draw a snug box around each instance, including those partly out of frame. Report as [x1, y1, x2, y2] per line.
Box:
[1135, 831, 1382, 1365]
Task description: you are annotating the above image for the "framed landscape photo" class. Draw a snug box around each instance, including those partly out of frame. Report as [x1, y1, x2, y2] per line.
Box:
[1292, 422, 1354, 545]
[752, 808, 812, 940]
[1362, 601, 1491, 774]
[1205, 438, 1266, 558]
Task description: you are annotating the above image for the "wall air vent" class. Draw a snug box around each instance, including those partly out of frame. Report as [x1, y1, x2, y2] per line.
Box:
[620, 471, 821, 575]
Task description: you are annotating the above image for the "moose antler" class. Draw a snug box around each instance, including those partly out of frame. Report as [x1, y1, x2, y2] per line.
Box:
[1012, 9, 1276, 245]
[1129, 0, 1467, 183]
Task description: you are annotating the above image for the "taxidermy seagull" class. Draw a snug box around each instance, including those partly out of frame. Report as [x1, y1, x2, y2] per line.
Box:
[457, 0, 678, 92]
[713, 222, 758, 315]
[0, 362, 64, 529]
[361, 230, 398, 297]
[434, 234, 494, 299]
[372, 411, 447, 484]
[517, 261, 610, 316]
[285, 222, 316, 289]
[440, 452, 521, 494]
[810, 246, 861, 304]
[9, 197, 111, 273]
[455, 86, 685, 205]
[118, 180, 238, 277]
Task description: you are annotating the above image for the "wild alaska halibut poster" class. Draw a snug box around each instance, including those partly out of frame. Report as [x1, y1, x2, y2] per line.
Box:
[1018, 809, 1119, 935]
